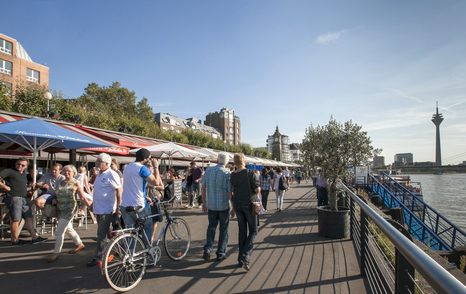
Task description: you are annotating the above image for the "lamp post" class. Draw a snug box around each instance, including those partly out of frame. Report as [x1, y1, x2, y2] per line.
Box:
[44, 91, 52, 118]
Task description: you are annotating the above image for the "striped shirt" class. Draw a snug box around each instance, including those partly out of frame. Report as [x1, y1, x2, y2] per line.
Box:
[201, 164, 231, 211]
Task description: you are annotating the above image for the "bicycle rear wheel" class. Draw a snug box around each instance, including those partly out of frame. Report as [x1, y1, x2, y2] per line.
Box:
[164, 217, 191, 260]
[102, 233, 147, 292]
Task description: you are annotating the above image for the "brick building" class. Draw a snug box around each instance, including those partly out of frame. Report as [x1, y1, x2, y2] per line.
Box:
[0, 33, 49, 93]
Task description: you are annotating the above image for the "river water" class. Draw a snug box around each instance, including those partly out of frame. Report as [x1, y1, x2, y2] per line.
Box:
[407, 174, 466, 231]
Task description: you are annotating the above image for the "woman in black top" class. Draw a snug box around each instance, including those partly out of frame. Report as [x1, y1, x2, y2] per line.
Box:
[230, 153, 260, 271]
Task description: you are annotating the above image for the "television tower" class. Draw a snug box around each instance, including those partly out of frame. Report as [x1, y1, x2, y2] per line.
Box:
[431, 102, 444, 166]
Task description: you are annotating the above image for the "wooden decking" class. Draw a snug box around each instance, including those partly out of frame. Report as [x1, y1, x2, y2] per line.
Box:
[0, 183, 369, 293]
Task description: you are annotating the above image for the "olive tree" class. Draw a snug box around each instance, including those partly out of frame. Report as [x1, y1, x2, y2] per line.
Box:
[302, 118, 375, 210]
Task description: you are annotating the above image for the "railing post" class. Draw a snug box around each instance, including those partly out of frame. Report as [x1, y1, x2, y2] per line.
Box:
[350, 195, 354, 240]
[395, 248, 415, 294]
[360, 210, 368, 276]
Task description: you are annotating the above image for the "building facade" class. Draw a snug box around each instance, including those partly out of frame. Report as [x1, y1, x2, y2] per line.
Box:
[373, 156, 385, 168]
[267, 126, 291, 162]
[0, 33, 49, 93]
[205, 108, 240, 145]
[154, 112, 222, 140]
[394, 153, 413, 167]
[289, 143, 302, 163]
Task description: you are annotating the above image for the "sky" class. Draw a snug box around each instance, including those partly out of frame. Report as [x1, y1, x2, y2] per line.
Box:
[2, 0, 466, 164]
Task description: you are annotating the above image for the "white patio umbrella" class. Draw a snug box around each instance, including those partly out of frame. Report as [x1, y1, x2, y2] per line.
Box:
[130, 142, 205, 167]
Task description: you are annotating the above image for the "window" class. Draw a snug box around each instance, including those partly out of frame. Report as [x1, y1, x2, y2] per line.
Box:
[0, 39, 12, 55]
[26, 68, 40, 83]
[0, 81, 12, 94]
[0, 59, 12, 75]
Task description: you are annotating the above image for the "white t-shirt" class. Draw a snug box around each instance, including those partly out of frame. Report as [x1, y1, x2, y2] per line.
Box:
[92, 169, 121, 214]
[121, 162, 151, 208]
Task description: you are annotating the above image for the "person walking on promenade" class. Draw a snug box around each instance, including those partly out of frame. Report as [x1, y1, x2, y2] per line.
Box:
[47, 165, 91, 262]
[315, 170, 328, 206]
[259, 168, 272, 211]
[230, 153, 260, 271]
[87, 153, 122, 267]
[295, 169, 302, 185]
[0, 158, 47, 245]
[201, 152, 231, 262]
[121, 148, 161, 241]
[272, 167, 287, 212]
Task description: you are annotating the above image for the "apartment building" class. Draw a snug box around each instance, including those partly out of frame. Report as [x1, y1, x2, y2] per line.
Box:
[289, 143, 302, 163]
[205, 108, 241, 145]
[394, 153, 414, 167]
[154, 112, 222, 140]
[0, 33, 49, 93]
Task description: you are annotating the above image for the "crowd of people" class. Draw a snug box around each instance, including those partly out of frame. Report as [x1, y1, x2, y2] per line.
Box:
[200, 153, 305, 271]
[0, 150, 315, 271]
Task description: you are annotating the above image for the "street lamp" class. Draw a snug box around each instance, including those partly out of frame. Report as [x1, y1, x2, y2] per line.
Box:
[44, 91, 52, 118]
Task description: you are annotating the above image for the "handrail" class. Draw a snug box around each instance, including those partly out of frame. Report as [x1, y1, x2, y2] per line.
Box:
[370, 173, 466, 249]
[342, 183, 466, 293]
[379, 173, 463, 233]
[369, 175, 451, 250]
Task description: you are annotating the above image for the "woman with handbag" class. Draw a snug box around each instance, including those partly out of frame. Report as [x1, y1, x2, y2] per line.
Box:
[47, 165, 92, 263]
[230, 153, 260, 271]
[272, 167, 287, 212]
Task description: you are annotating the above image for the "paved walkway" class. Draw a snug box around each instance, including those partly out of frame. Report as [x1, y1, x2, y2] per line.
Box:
[0, 183, 369, 293]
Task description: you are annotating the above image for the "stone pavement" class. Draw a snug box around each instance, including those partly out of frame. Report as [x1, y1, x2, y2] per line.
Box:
[0, 183, 369, 293]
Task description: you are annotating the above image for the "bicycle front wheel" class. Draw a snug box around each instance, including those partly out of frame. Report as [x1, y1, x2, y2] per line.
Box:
[164, 217, 191, 260]
[102, 233, 147, 292]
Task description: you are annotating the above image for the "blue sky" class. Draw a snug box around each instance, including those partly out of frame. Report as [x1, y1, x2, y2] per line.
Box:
[2, 0, 466, 164]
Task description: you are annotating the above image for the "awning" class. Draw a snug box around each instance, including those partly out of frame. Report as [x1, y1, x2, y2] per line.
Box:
[0, 113, 129, 156]
[75, 125, 159, 148]
[59, 125, 130, 155]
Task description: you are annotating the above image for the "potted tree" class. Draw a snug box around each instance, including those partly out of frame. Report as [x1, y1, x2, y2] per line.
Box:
[302, 118, 375, 238]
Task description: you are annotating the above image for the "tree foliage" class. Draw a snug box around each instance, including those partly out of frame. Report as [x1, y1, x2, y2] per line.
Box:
[302, 118, 375, 210]
[253, 147, 271, 159]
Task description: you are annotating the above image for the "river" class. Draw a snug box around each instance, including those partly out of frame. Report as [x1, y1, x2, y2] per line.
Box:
[407, 174, 466, 231]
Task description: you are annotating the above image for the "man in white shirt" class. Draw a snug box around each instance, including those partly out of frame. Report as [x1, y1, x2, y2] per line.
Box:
[87, 153, 122, 267]
[121, 148, 161, 239]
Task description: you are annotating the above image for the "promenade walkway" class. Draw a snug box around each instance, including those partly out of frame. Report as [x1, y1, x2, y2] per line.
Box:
[0, 183, 369, 293]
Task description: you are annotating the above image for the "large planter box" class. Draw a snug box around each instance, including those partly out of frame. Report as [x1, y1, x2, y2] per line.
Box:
[317, 206, 350, 239]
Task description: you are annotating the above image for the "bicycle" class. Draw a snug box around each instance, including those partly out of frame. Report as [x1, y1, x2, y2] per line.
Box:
[101, 196, 191, 292]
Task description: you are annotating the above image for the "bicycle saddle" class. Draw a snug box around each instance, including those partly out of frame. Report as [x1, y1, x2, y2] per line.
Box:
[125, 206, 143, 212]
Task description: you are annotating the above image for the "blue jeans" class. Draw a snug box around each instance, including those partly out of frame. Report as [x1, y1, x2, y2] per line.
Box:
[94, 214, 114, 260]
[121, 205, 153, 242]
[235, 203, 257, 264]
[204, 209, 230, 257]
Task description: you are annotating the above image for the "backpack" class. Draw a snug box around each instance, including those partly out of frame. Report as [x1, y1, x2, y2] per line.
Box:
[278, 176, 288, 191]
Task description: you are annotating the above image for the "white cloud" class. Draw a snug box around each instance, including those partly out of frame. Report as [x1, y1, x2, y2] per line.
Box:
[315, 29, 348, 45]
[386, 88, 423, 103]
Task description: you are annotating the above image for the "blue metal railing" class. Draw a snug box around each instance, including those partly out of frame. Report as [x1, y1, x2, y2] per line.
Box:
[368, 173, 466, 250]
